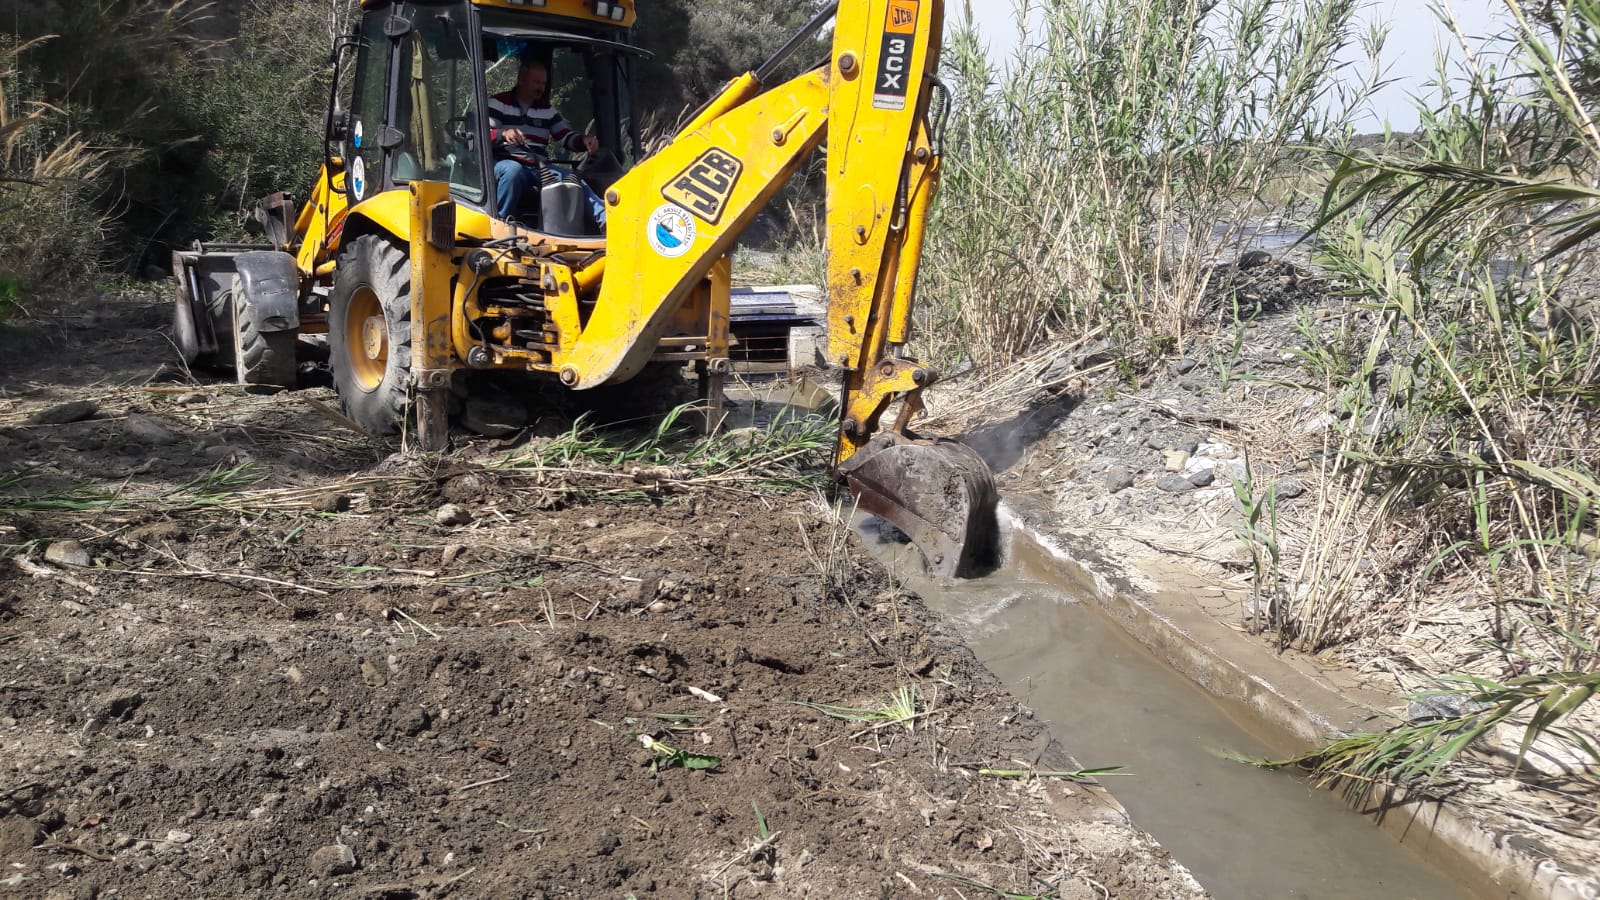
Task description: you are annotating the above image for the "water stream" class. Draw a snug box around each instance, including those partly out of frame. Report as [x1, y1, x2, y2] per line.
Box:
[862, 526, 1487, 900]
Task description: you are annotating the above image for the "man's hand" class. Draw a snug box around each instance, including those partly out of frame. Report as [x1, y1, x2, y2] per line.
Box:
[500, 128, 527, 145]
[579, 134, 600, 154]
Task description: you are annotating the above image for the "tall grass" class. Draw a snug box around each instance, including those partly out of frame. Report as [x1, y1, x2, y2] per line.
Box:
[1271, 0, 1600, 784]
[0, 37, 109, 290]
[918, 0, 1377, 368]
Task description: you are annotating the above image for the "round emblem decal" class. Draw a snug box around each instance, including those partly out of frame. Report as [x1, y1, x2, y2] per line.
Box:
[646, 204, 696, 258]
[352, 119, 364, 149]
[350, 155, 367, 201]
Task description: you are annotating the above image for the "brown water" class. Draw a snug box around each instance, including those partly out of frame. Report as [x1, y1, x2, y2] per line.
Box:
[861, 523, 1487, 900]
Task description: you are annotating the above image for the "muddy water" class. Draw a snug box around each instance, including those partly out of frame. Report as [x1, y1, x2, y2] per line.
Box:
[863, 527, 1486, 900]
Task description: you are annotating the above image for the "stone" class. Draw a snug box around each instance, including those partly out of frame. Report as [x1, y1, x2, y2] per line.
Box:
[165, 829, 193, 844]
[462, 394, 528, 438]
[0, 818, 43, 854]
[1101, 466, 1136, 494]
[1163, 450, 1191, 472]
[434, 504, 472, 527]
[1238, 249, 1273, 269]
[359, 659, 387, 688]
[44, 540, 91, 568]
[1038, 356, 1074, 384]
[309, 842, 358, 877]
[312, 493, 350, 514]
[441, 473, 486, 502]
[1406, 693, 1485, 723]
[1172, 357, 1199, 375]
[1074, 339, 1118, 370]
[26, 400, 97, 426]
[1187, 468, 1215, 488]
[124, 413, 179, 444]
[1156, 474, 1195, 494]
[1272, 479, 1306, 500]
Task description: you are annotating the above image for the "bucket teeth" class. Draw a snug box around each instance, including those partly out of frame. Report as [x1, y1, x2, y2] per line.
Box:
[840, 432, 1000, 578]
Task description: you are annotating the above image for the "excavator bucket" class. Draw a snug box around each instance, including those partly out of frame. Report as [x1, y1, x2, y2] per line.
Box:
[839, 432, 1001, 578]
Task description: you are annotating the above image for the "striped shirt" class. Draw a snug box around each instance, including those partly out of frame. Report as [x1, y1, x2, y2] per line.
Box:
[487, 91, 585, 164]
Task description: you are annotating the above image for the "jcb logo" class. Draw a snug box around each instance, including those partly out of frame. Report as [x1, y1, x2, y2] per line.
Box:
[661, 148, 744, 225]
[886, 0, 918, 33]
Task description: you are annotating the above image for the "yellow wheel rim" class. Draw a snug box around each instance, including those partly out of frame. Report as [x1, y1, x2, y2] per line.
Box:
[345, 286, 386, 392]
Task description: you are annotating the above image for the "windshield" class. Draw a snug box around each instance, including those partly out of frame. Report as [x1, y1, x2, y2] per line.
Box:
[391, 4, 485, 203]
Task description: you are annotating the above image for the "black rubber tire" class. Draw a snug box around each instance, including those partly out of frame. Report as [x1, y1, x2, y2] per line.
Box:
[232, 275, 297, 392]
[327, 235, 412, 435]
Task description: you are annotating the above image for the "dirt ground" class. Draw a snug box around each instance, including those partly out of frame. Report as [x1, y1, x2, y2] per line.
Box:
[0, 290, 1204, 898]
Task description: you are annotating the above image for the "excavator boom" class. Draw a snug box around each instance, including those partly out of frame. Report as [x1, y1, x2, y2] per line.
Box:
[568, 0, 999, 576]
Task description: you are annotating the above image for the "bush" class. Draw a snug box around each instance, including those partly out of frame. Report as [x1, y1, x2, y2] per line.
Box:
[0, 36, 109, 290]
[919, 0, 1374, 367]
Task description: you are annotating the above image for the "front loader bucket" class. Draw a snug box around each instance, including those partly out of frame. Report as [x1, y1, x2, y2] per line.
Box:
[839, 432, 1001, 578]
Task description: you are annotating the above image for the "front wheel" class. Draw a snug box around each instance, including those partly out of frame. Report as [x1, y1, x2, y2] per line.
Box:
[328, 235, 412, 435]
[232, 275, 297, 392]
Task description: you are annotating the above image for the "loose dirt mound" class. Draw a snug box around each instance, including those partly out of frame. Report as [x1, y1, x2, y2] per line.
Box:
[0, 288, 1202, 898]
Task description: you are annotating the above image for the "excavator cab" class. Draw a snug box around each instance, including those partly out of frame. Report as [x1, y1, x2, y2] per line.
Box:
[338, 1, 639, 234]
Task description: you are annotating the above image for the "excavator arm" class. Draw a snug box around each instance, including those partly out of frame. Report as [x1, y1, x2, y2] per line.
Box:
[563, 0, 998, 576]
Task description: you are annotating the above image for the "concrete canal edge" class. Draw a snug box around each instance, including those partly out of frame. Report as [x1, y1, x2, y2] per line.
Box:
[997, 502, 1598, 900]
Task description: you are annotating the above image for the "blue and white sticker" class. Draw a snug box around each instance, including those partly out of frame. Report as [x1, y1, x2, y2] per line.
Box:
[352, 119, 364, 149]
[646, 203, 696, 258]
[350, 155, 366, 200]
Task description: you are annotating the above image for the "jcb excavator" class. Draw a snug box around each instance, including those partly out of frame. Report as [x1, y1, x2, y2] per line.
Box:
[172, 0, 998, 577]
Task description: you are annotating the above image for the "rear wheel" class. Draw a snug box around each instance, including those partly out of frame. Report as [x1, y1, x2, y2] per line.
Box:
[232, 275, 297, 391]
[328, 235, 412, 435]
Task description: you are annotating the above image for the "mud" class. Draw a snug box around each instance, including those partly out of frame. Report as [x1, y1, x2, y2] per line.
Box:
[0, 288, 1202, 898]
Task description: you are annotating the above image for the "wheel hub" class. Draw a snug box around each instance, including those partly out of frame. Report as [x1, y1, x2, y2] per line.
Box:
[361, 315, 386, 360]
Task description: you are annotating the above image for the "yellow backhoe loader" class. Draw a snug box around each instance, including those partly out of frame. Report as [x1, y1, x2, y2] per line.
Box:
[172, 0, 998, 576]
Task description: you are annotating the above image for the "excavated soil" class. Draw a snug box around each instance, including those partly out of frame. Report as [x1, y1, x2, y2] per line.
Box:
[0, 288, 1202, 898]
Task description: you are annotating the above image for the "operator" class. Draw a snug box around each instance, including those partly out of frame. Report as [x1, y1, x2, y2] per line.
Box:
[488, 58, 607, 229]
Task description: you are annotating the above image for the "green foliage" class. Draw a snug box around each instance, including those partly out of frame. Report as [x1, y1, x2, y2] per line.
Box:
[633, 0, 827, 124]
[921, 0, 1374, 368]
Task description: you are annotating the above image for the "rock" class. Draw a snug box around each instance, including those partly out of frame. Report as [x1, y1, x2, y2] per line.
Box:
[1163, 450, 1191, 472]
[1074, 339, 1118, 370]
[0, 818, 43, 854]
[44, 540, 91, 568]
[26, 400, 97, 425]
[89, 690, 144, 721]
[309, 843, 358, 877]
[312, 493, 351, 514]
[165, 829, 193, 844]
[202, 444, 244, 461]
[441, 473, 487, 502]
[1090, 498, 1109, 515]
[1038, 356, 1073, 384]
[434, 504, 472, 527]
[1101, 466, 1136, 494]
[1299, 412, 1338, 435]
[1178, 377, 1205, 393]
[1187, 468, 1215, 488]
[1407, 693, 1485, 723]
[1272, 479, 1306, 500]
[1172, 357, 1199, 375]
[1311, 307, 1334, 320]
[124, 413, 179, 444]
[1156, 474, 1195, 494]
[1238, 249, 1273, 269]
[463, 394, 528, 437]
[359, 659, 387, 688]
